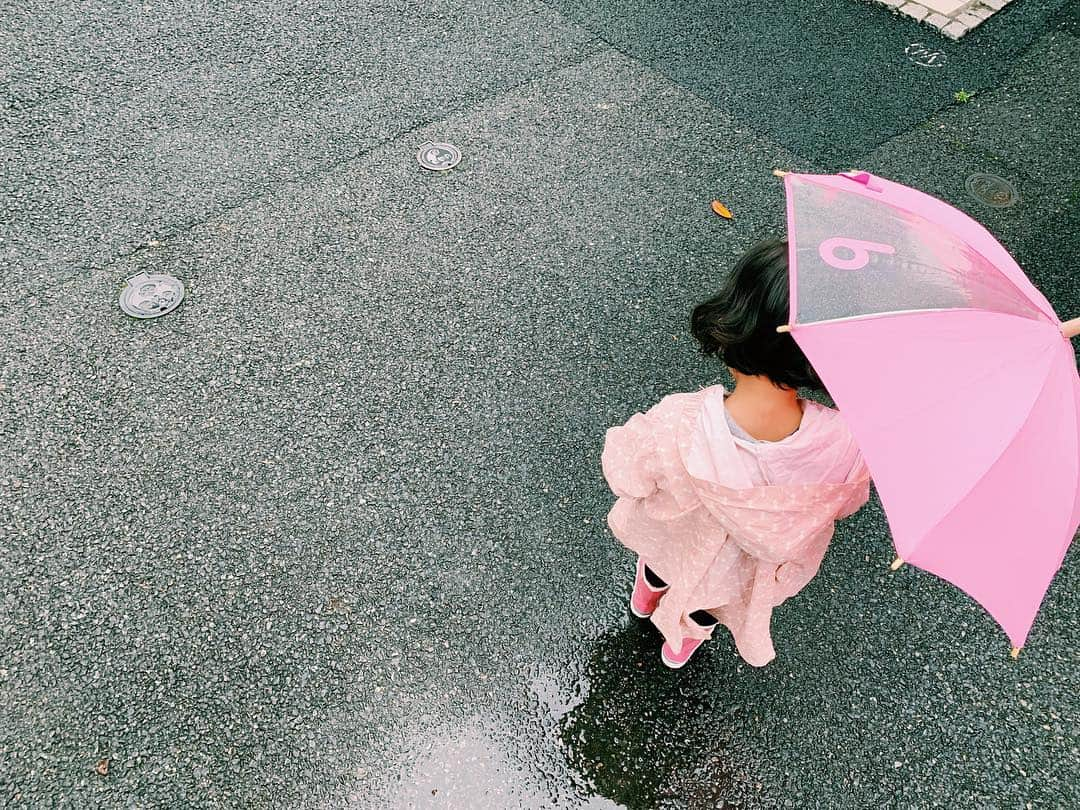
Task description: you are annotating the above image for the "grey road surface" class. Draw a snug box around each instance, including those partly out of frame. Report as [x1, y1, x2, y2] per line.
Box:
[2, 1, 1078, 807]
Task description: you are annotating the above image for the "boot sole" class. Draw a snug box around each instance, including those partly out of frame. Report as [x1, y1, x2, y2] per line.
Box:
[660, 648, 692, 669]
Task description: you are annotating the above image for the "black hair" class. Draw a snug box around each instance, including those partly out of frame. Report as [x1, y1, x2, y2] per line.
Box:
[690, 239, 823, 391]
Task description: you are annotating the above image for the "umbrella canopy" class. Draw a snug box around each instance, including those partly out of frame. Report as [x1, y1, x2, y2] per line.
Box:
[781, 170, 1080, 649]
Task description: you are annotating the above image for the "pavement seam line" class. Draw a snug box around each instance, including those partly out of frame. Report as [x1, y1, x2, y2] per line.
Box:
[74, 42, 611, 284]
[851, 31, 1079, 189]
[533, 0, 824, 170]
[536, 1, 1079, 176]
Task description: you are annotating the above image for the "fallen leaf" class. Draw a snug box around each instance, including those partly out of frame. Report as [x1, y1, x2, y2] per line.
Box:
[711, 201, 733, 219]
[95, 758, 109, 776]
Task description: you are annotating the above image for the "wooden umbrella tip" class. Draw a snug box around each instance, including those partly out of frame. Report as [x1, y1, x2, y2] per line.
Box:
[889, 557, 905, 571]
[776, 324, 793, 334]
[772, 169, 789, 178]
[1010, 647, 1021, 659]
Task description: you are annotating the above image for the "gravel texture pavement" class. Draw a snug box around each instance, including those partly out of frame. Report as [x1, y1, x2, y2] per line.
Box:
[1, 1, 1077, 807]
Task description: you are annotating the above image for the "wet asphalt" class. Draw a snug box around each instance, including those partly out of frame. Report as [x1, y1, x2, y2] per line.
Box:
[1, 0, 1078, 808]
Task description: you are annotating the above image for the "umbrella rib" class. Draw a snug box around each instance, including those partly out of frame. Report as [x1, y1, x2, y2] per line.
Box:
[791, 306, 1043, 330]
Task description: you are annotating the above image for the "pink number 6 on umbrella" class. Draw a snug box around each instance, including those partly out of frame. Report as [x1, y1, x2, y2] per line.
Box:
[819, 237, 896, 270]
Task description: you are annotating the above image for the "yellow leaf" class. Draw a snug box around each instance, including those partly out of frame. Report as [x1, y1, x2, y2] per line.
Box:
[711, 200, 733, 219]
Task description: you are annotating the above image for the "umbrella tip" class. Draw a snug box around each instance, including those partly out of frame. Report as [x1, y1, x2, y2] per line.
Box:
[776, 324, 793, 334]
[1010, 647, 1021, 659]
[772, 169, 789, 178]
[889, 557, 905, 571]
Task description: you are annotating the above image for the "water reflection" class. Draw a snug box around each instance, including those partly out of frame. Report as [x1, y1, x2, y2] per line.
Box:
[384, 712, 625, 809]
[557, 622, 742, 809]
[390, 719, 550, 808]
[378, 622, 746, 808]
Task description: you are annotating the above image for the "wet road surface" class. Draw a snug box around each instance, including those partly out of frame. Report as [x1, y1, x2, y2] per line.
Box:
[1, 0, 1078, 807]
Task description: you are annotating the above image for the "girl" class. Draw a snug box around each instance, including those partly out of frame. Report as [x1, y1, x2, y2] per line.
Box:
[601, 239, 870, 668]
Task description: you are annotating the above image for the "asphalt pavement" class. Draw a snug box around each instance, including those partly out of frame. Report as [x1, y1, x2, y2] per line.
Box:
[1, 1, 1078, 807]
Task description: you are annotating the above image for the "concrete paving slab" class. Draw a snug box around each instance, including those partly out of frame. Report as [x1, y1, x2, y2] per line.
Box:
[879, 0, 1017, 41]
[920, 0, 973, 13]
[0, 0, 602, 280]
[543, 0, 1074, 164]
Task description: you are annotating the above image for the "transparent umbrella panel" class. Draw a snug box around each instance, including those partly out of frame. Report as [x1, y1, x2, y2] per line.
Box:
[786, 174, 1045, 326]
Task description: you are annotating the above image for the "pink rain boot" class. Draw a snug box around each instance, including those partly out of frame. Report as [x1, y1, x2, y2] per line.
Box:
[660, 636, 708, 669]
[629, 558, 668, 618]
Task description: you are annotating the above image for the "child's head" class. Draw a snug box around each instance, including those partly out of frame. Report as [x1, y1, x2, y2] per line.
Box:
[690, 239, 823, 391]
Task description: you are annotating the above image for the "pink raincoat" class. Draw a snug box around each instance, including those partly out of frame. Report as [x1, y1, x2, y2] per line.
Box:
[602, 385, 870, 666]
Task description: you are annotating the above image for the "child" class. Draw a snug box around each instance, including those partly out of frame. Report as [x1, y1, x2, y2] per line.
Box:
[601, 239, 870, 668]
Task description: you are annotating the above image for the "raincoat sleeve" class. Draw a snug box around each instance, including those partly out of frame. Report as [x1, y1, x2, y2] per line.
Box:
[837, 455, 871, 520]
[602, 413, 659, 499]
[601, 396, 684, 499]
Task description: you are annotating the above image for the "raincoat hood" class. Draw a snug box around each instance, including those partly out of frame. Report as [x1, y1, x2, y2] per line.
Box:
[678, 392, 868, 562]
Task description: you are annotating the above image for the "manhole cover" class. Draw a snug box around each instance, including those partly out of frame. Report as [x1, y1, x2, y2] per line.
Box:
[119, 272, 185, 318]
[965, 173, 1020, 208]
[905, 43, 947, 68]
[416, 142, 462, 171]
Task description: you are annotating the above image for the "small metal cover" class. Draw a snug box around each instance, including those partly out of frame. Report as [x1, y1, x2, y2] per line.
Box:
[119, 272, 185, 319]
[905, 43, 947, 68]
[416, 142, 462, 171]
[965, 173, 1020, 209]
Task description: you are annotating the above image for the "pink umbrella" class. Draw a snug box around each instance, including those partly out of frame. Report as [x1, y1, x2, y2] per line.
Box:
[774, 169, 1080, 655]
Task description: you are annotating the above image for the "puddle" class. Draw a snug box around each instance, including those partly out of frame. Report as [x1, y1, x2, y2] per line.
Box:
[550, 623, 744, 809]
[369, 622, 752, 809]
[368, 713, 620, 809]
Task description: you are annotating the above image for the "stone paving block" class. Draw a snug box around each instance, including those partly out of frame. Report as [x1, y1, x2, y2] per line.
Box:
[918, 0, 971, 14]
[901, 2, 930, 20]
[943, 20, 969, 37]
[870, 0, 1015, 37]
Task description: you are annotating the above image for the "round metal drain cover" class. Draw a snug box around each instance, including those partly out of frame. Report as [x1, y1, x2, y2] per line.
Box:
[905, 43, 947, 68]
[416, 142, 461, 171]
[965, 173, 1020, 208]
[119, 272, 185, 319]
